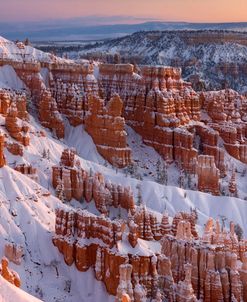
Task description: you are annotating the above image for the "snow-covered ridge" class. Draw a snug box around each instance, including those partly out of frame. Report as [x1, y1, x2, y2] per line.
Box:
[76, 30, 247, 94]
[0, 35, 74, 64]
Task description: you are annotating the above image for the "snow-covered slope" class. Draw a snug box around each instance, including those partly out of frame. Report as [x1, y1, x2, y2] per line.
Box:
[0, 35, 74, 64]
[0, 65, 26, 89]
[0, 275, 42, 302]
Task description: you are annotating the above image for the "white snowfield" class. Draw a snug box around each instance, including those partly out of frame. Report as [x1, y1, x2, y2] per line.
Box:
[0, 275, 42, 302]
[0, 65, 26, 89]
[0, 35, 247, 301]
[0, 35, 74, 64]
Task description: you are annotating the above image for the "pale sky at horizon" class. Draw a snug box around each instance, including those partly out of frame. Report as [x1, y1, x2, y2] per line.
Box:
[0, 0, 246, 23]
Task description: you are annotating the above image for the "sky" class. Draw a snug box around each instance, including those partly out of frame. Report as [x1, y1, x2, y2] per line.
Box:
[0, 0, 246, 23]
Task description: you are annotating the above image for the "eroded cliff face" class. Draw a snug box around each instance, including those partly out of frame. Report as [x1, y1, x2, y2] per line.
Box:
[2, 52, 247, 195]
[0, 130, 6, 167]
[85, 94, 132, 167]
[0, 257, 21, 288]
[53, 203, 247, 302]
[33, 62, 245, 195]
[52, 148, 135, 213]
[0, 89, 30, 146]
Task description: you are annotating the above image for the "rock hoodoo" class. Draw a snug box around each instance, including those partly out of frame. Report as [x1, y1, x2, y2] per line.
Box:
[85, 94, 132, 167]
[53, 203, 247, 301]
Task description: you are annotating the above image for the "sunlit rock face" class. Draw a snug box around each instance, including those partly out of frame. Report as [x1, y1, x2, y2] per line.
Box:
[53, 204, 247, 302]
[2, 55, 247, 192]
[0, 130, 6, 167]
[197, 155, 220, 195]
[52, 148, 135, 212]
[5, 102, 30, 146]
[201, 89, 247, 164]
[85, 94, 132, 167]
[0, 257, 21, 288]
[38, 89, 64, 139]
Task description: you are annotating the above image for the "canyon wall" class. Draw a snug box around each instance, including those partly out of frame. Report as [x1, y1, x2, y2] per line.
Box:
[53, 206, 247, 301]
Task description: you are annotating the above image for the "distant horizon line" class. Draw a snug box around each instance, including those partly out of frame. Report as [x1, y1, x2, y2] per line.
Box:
[1, 15, 247, 25]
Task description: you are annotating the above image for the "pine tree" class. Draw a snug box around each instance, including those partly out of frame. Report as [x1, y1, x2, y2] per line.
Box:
[159, 161, 168, 185]
[136, 183, 142, 206]
[229, 169, 237, 197]
[234, 223, 243, 241]
[178, 169, 185, 188]
[42, 149, 47, 159]
[47, 149, 50, 160]
[156, 159, 161, 182]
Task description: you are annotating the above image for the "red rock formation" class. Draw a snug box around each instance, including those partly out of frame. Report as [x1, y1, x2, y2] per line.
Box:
[197, 155, 220, 195]
[39, 89, 64, 139]
[0, 130, 6, 167]
[48, 63, 204, 172]
[201, 89, 247, 164]
[15, 164, 38, 182]
[116, 264, 134, 302]
[176, 263, 197, 302]
[160, 211, 171, 236]
[0, 89, 11, 116]
[6, 142, 23, 156]
[52, 149, 135, 213]
[128, 220, 139, 248]
[54, 206, 247, 301]
[240, 252, 247, 302]
[5, 102, 30, 146]
[132, 206, 162, 241]
[0, 90, 28, 120]
[195, 125, 226, 176]
[85, 94, 132, 168]
[4, 243, 24, 265]
[97, 64, 200, 168]
[0, 257, 21, 287]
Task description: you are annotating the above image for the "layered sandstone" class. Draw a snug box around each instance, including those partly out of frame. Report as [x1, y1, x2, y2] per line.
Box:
[54, 206, 247, 301]
[52, 149, 135, 213]
[39, 89, 64, 139]
[5, 102, 30, 146]
[6, 142, 24, 156]
[0, 130, 6, 167]
[197, 155, 220, 195]
[201, 89, 247, 164]
[85, 94, 132, 168]
[0, 257, 21, 288]
[4, 243, 24, 265]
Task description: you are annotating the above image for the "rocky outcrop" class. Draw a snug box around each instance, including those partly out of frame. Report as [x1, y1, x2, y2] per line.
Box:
[0, 130, 6, 167]
[52, 149, 135, 213]
[201, 89, 247, 164]
[38, 89, 64, 139]
[5, 103, 30, 146]
[15, 164, 38, 182]
[197, 155, 220, 195]
[0, 257, 21, 288]
[0, 89, 28, 120]
[4, 243, 24, 265]
[85, 94, 132, 167]
[98, 64, 200, 170]
[6, 142, 24, 156]
[131, 206, 162, 241]
[54, 206, 247, 301]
